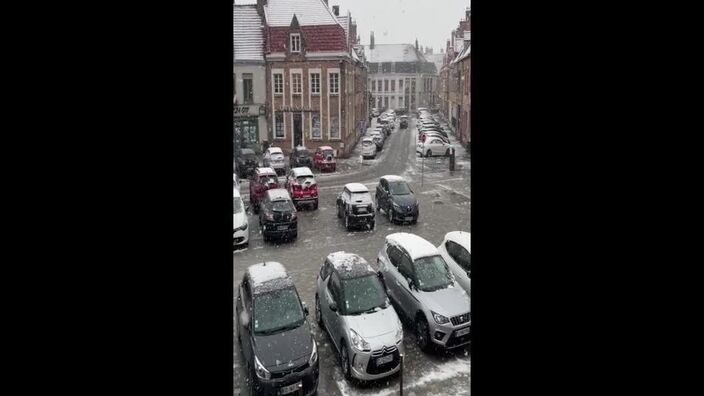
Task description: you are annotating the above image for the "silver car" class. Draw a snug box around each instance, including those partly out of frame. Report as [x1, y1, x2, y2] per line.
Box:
[377, 233, 470, 351]
[315, 251, 404, 381]
[437, 231, 471, 294]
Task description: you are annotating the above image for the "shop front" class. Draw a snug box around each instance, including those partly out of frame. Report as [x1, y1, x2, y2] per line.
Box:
[234, 105, 265, 155]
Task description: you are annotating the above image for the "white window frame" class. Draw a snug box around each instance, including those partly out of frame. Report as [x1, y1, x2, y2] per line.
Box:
[273, 73, 284, 95]
[274, 112, 285, 139]
[290, 33, 301, 53]
[329, 72, 340, 95]
[310, 72, 320, 95]
[291, 72, 302, 94]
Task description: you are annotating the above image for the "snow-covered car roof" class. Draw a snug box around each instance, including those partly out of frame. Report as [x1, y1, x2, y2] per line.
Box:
[444, 231, 471, 253]
[381, 175, 406, 183]
[345, 183, 369, 193]
[326, 251, 375, 279]
[255, 167, 277, 176]
[291, 167, 314, 178]
[267, 147, 283, 154]
[319, 146, 334, 151]
[386, 233, 440, 261]
[362, 137, 374, 142]
[265, 188, 292, 201]
[246, 262, 294, 293]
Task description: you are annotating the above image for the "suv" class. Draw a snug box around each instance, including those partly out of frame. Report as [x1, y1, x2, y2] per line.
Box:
[233, 187, 249, 249]
[337, 183, 375, 231]
[263, 147, 286, 176]
[290, 146, 313, 168]
[236, 262, 319, 395]
[437, 231, 470, 294]
[284, 167, 319, 210]
[375, 175, 419, 224]
[377, 233, 470, 351]
[249, 167, 280, 214]
[313, 146, 336, 172]
[258, 189, 297, 242]
[315, 252, 404, 381]
[235, 148, 259, 178]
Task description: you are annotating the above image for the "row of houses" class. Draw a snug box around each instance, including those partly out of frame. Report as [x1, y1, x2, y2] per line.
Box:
[234, 0, 369, 158]
[438, 8, 471, 148]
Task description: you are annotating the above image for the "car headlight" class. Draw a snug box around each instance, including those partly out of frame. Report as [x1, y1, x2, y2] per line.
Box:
[254, 355, 270, 380]
[349, 329, 370, 351]
[309, 340, 318, 365]
[432, 311, 450, 325]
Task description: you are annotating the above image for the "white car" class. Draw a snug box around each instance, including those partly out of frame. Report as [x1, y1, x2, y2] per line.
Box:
[361, 137, 376, 159]
[233, 173, 240, 192]
[263, 147, 286, 175]
[233, 188, 249, 249]
[437, 232, 470, 294]
[417, 137, 452, 157]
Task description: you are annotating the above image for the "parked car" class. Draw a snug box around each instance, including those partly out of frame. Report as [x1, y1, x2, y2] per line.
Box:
[235, 148, 259, 178]
[263, 147, 286, 176]
[336, 183, 375, 231]
[285, 167, 319, 210]
[399, 116, 408, 129]
[420, 131, 449, 142]
[313, 146, 336, 172]
[315, 251, 404, 381]
[258, 188, 297, 242]
[236, 262, 319, 395]
[233, 187, 249, 249]
[361, 137, 377, 160]
[371, 108, 380, 117]
[417, 137, 452, 157]
[233, 173, 240, 192]
[290, 146, 313, 168]
[377, 233, 470, 351]
[249, 167, 280, 214]
[369, 131, 384, 151]
[437, 231, 471, 294]
[377, 118, 392, 136]
[375, 175, 419, 224]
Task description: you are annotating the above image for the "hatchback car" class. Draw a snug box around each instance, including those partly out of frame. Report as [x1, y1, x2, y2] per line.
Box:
[313, 146, 336, 172]
[263, 147, 286, 176]
[315, 252, 404, 381]
[417, 137, 452, 157]
[361, 137, 377, 160]
[399, 116, 408, 129]
[377, 233, 470, 351]
[290, 146, 313, 168]
[437, 231, 471, 294]
[337, 183, 375, 231]
[236, 262, 319, 395]
[258, 189, 297, 242]
[284, 167, 318, 210]
[233, 187, 249, 249]
[235, 148, 259, 178]
[375, 175, 419, 224]
[249, 167, 280, 214]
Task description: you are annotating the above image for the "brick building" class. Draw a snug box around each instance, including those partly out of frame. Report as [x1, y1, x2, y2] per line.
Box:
[439, 8, 470, 148]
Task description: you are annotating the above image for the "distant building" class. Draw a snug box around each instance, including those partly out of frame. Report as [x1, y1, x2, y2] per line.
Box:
[439, 7, 470, 147]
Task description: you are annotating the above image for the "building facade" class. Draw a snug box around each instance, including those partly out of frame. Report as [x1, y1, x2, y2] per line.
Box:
[439, 8, 470, 147]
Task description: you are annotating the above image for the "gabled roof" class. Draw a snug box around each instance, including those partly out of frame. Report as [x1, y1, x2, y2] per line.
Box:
[264, 0, 340, 27]
[363, 44, 426, 63]
[234, 5, 265, 63]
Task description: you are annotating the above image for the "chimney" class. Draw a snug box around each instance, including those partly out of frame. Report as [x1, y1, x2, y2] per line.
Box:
[466, 7, 470, 20]
[332, 5, 339, 16]
[370, 31, 375, 49]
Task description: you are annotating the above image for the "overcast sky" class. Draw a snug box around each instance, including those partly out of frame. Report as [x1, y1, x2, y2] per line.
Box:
[331, 0, 470, 52]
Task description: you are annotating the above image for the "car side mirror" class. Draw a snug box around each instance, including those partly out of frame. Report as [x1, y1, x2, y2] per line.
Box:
[240, 311, 251, 330]
[302, 302, 309, 316]
[407, 277, 415, 290]
[329, 302, 338, 312]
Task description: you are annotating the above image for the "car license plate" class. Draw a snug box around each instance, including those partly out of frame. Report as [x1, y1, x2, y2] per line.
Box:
[456, 327, 470, 337]
[405, 216, 414, 221]
[376, 354, 393, 365]
[279, 381, 302, 395]
[277, 225, 289, 231]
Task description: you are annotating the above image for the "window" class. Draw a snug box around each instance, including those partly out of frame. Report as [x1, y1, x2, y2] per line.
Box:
[391, 80, 395, 91]
[253, 288, 305, 334]
[384, 97, 389, 109]
[275, 113, 284, 138]
[341, 275, 388, 315]
[310, 73, 320, 94]
[242, 73, 253, 104]
[290, 33, 301, 52]
[330, 116, 339, 139]
[399, 79, 403, 90]
[320, 261, 332, 280]
[384, 79, 389, 91]
[233, 73, 236, 97]
[398, 253, 414, 280]
[387, 245, 402, 267]
[378, 80, 383, 92]
[446, 241, 471, 272]
[413, 255, 452, 291]
[329, 272, 342, 303]
[292, 73, 302, 94]
[273, 73, 283, 95]
[372, 80, 376, 92]
[311, 113, 321, 139]
[329, 72, 339, 94]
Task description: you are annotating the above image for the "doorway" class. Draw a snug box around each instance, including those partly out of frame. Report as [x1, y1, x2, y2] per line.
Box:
[293, 113, 302, 148]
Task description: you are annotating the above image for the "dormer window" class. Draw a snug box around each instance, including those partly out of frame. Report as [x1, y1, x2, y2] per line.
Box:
[290, 33, 301, 53]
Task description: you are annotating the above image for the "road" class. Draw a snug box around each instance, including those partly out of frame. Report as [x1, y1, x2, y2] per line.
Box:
[234, 117, 471, 396]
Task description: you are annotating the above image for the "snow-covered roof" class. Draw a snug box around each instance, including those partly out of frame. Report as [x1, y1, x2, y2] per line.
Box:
[381, 175, 405, 183]
[444, 231, 471, 253]
[319, 145, 334, 151]
[264, 0, 341, 27]
[256, 167, 277, 175]
[291, 167, 314, 177]
[336, 15, 349, 41]
[363, 44, 426, 63]
[345, 183, 368, 193]
[327, 251, 375, 279]
[386, 233, 439, 261]
[265, 188, 292, 201]
[234, 5, 265, 63]
[267, 147, 283, 154]
[247, 262, 289, 287]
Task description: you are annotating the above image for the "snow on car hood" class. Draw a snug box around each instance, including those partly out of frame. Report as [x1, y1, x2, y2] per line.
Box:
[344, 306, 400, 339]
[417, 286, 470, 318]
[233, 210, 247, 229]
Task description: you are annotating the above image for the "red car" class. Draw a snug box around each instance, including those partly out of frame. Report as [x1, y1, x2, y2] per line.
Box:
[249, 167, 279, 214]
[285, 167, 319, 210]
[313, 146, 336, 172]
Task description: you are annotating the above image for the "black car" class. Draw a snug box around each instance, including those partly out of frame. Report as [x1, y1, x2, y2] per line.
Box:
[290, 146, 313, 168]
[235, 148, 259, 178]
[236, 262, 319, 396]
[375, 175, 419, 224]
[259, 189, 298, 242]
[400, 116, 408, 129]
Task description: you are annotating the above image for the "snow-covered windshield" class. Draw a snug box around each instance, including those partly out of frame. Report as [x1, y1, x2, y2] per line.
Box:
[233, 197, 243, 214]
[270, 200, 294, 212]
[389, 181, 411, 195]
[253, 288, 305, 335]
[342, 275, 388, 315]
[260, 175, 278, 185]
[414, 255, 453, 292]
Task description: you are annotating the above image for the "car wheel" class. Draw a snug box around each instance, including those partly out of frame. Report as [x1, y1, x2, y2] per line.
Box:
[345, 215, 351, 231]
[426, 150, 432, 157]
[253, 203, 259, 214]
[369, 220, 375, 230]
[315, 294, 324, 328]
[416, 316, 431, 351]
[289, 231, 297, 240]
[337, 204, 343, 219]
[445, 148, 450, 156]
[340, 342, 352, 380]
[313, 200, 318, 210]
[411, 216, 418, 225]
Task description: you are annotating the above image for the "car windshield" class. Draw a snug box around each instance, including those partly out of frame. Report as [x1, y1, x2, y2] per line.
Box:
[260, 175, 277, 184]
[322, 150, 334, 157]
[253, 288, 305, 335]
[233, 197, 243, 214]
[271, 200, 294, 211]
[296, 175, 314, 183]
[389, 181, 411, 195]
[342, 274, 389, 315]
[414, 255, 453, 291]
